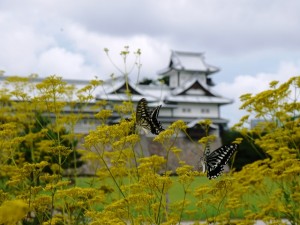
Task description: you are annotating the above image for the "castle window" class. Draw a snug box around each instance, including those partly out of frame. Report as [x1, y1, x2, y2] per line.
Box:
[182, 108, 191, 113]
[201, 108, 210, 113]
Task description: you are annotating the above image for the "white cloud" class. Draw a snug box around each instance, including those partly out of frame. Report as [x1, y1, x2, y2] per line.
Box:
[0, 12, 169, 80]
[1, 0, 300, 74]
[0, 12, 55, 75]
[216, 60, 300, 127]
[36, 47, 96, 79]
[64, 23, 171, 80]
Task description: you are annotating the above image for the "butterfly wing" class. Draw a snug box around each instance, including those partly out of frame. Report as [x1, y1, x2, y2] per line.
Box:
[206, 143, 238, 179]
[136, 98, 152, 131]
[150, 105, 164, 135]
[136, 98, 164, 135]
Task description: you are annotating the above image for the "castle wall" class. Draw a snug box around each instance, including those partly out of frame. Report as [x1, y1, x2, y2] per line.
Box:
[135, 134, 222, 172]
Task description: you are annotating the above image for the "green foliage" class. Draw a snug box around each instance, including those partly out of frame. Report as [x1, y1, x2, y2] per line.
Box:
[0, 74, 102, 224]
[0, 48, 299, 224]
[231, 76, 300, 224]
[222, 130, 266, 171]
[17, 112, 83, 174]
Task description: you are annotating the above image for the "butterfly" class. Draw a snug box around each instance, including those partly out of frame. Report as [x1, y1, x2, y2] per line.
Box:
[136, 98, 164, 135]
[201, 143, 239, 179]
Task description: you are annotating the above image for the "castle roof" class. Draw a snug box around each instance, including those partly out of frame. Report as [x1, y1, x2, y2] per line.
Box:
[158, 50, 219, 75]
[96, 76, 232, 105]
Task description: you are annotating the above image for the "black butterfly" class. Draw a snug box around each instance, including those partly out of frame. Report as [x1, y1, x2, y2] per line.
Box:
[202, 143, 238, 179]
[136, 98, 164, 135]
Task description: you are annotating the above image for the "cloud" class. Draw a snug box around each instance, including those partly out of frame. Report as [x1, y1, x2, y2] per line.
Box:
[3, 0, 300, 55]
[0, 12, 55, 75]
[216, 60, 300, 127]
[36, 47, 97, 79]
[0, 11, 170, 80]
[64, 23, 171, 80]
[62, 0, 300, 55]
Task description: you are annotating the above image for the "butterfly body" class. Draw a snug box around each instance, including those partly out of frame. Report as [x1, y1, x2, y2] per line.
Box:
[203, 143, 238, 179]
[136, 98, 164, 135]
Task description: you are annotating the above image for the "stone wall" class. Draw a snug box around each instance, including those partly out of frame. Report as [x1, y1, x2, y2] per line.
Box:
[72, 133, 224, 176]
[138, 134, 222, 172]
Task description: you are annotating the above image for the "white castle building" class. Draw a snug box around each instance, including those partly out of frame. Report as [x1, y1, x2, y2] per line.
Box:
[97, 50, 233, 140]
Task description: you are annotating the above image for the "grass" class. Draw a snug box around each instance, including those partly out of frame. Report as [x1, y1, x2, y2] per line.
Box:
[73, 175, 265, 221]
[74, 175, 212, 220]
[0, 175, 284, 222]
[168, 176, 208, 221]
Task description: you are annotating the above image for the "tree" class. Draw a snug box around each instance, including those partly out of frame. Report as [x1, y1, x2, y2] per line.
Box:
[221, 130, 266, 171]
[18, 112, 83, 174]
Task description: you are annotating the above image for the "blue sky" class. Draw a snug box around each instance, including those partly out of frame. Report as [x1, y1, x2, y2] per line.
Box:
[0, 0, 299, 126]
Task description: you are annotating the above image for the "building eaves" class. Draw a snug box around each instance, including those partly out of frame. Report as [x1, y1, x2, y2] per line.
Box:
[96, 93, 157, 102]
[165, 95, 233, 105]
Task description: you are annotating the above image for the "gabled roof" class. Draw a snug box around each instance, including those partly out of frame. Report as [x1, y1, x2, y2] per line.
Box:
[158, 50, 219, 75]
[97, 76, 142, 95]
[96, 76, 233, 105]
[96, 76, 157, 102]
[171, 78, 215, 96]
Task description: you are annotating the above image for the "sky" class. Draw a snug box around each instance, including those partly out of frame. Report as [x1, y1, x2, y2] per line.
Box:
[0, 0, 300, 126]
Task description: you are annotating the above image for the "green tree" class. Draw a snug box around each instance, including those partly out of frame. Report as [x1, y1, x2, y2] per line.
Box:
[222, 130, 267, 171]
[18, 113, 83, 174]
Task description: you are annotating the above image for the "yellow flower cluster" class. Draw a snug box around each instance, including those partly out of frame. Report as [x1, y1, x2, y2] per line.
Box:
[0, 200, 28, 225]
[1, 71, 299, 224]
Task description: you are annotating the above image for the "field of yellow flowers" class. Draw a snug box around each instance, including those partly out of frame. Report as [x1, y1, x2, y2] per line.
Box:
[0, 70, 299, 224]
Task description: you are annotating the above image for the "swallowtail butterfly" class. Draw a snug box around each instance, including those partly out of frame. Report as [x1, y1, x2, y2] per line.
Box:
[202, 143, 238, 179]
[136, 98, 164, 135]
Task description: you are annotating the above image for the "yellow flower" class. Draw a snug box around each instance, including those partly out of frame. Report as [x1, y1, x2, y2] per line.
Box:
[0, 200, 28, 225]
